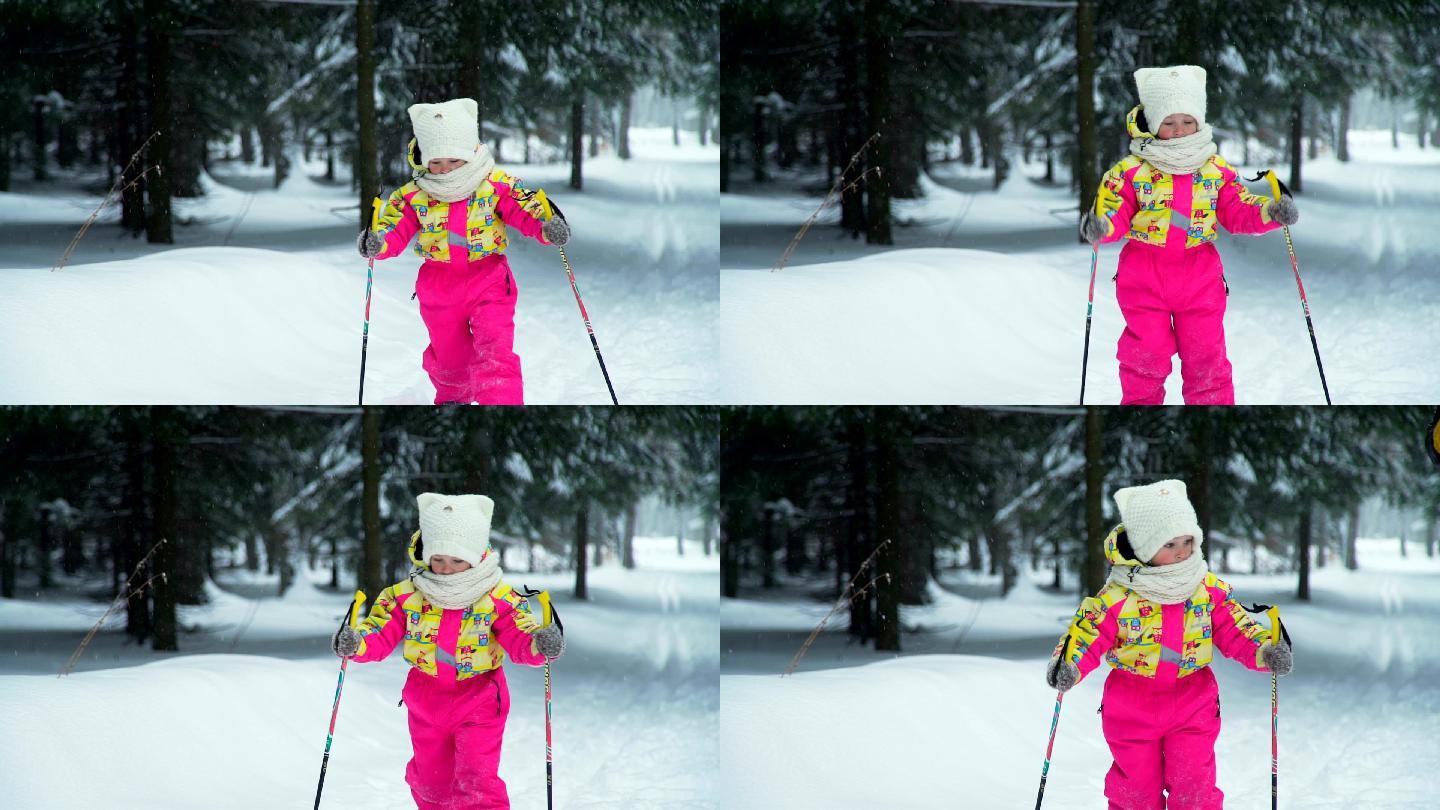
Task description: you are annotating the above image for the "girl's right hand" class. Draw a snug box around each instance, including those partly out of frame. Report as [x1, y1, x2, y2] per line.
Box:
[1079, 212, 1110, 244]
[357, 230, 384, 259]
[1046, 658, 1080, 693]
[332, 625, 362, 658]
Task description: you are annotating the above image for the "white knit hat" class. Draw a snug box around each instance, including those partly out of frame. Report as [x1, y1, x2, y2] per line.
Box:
[1134, 65, 1207, 130]
[407, 98, 483, 165]
[416, 492, 493, 568]
[1113, 480, 1203, 565]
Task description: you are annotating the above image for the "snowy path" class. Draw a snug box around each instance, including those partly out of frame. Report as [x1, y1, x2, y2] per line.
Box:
[720, 539, 1440, 807]
[0, 128, 717, 404]
[0, 537, 719, 809]
[720, 131, 1440, 404]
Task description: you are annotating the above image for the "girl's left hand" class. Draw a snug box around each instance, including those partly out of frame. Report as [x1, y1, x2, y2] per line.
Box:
[1260, 641, 1293, 676]
[1266, 196, 1299, 226]
[542, 216, 571, 247]
[533, 623, 565, 660]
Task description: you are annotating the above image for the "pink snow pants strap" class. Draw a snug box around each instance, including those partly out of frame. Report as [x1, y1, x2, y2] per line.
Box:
[1101, 667, 1223, 810]
[414, 255, 524, 405]
[403, 666, 513, 810]
[1113, 240, 1234, 405]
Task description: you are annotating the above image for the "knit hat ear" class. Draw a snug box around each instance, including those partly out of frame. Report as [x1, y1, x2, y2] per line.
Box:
[415, 492, 494, 568]
[407, 98, 483, 165]
[1134, 65, 1208, 129]
[1112, 480, 1203, 565]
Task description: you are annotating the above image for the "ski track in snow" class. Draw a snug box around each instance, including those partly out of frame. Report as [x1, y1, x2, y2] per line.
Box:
[720, 131, 1440, 404]
[720, 539, 1440, 808]
[0, 537, 719, 809]
[0, 129, 717, 405]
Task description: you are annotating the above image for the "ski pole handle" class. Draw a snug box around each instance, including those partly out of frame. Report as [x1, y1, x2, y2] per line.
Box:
[537, 591, 553, 627]
[1266, 605, 1281, 645]
[370, 198, 385, 232]
[349, 590, 367, 628]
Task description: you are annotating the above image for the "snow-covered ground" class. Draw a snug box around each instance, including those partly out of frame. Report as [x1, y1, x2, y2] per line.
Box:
[721, 130, 1440, 404]
[0, 535, 719, 809]
[720, 537, 1440, 807]
[0, 128, 718, 404]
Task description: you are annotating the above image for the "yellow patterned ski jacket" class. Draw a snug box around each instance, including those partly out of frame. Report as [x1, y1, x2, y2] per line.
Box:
[372, 166, 554, 267]
[1092, 106, 1281, 249]
[1049, 525, 1271, 684]
[350, 578, 546, 681]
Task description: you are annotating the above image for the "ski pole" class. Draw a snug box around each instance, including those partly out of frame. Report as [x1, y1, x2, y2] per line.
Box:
[518, 587, 564, 810]
[1254, 171, 1331, 405]
[1266, 605, 1282, 810]
[1079, 243, 1099, 405]
[358, 197, 384, 406]
[545, 199, 619, 405]
[1036, 635, 1071, 809]
[314, 590, 366, 810]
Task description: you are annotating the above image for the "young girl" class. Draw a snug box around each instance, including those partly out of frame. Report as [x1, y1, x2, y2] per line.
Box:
[1045, 480, 1292, 809]
[1080, 66, 1300, 405]
[331, 492, 566, 810]
[357, 98, 572, 405]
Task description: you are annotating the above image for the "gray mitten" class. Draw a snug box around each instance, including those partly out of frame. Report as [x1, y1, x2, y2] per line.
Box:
[534, 622, 565, 659]
[356, 230, 384, 259]
[542, 216, 571, 247]
[1046, 658, 1080, 693]
[1260, 641, 1293, 676]
[332, 625, 361, 658]
[1079, 211, 1110, 244]
[1266, 196, 1299, 226]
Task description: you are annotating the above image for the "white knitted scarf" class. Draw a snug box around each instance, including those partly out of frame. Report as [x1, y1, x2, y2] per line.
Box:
[414, 143, 496, 203]
[410, 553, 502, 610]
[1130, 124, 1217, 175]
[1108, 552, 1209, 605]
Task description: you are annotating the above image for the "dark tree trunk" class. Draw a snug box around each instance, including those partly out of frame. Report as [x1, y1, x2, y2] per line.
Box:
[751, 98, 766, 183]
[863, 0, 892, 245]
[150, 410, 178, 651]
[1051, 533, 1062, 590]
[361, 408, 383, 599]
[0, 131, 10, 192]
[838, 38, 865, 236]
[62, 509, 82, 575]
[32, 97, 48, 182]
[1075, 0, 1098, 241]
[144, 0, 174, 243]
[1289, 92, 1303, 194]
[960, 127, 975, 166]
[329, 536, 339, 589]
[569, 85, 584, 191]
[846, 410, 872, 640]
[761, 506, 776, 587]
[356, 0, 379, 232]
[1337, 95, 1350, 163]
[325, 130, 335, 181]
[574, 502, 589, 600]
[1344, 502, 1359, 570]
[1082, 407, 1106, 598]
[1044, 131, 1055, 183]
[117, 5, 147, 233]
[702, 516, 713, 556]
[721, 518, 738, 598]
[244, 530, 259, 572]
[37, 505, 53, 589]
[1297, 504, 1312, 600]
[622, 500, 637, 569]
[698, 103, 710, 147]
[873, 408, 901, 651]
[618, 94, 632, 160]
[1189, 410, 1212, 540]
[0, 502, 13, 599]
[677, 509, 686, 557]
[589, 104, 602, 159]
[122, 417, 150, 640]
[720, 136, 730, 192]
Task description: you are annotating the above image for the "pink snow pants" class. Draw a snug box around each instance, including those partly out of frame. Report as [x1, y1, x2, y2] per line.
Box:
[1101, 667, 1223, 810]
[1115, 240, 1233, 405]
[402, 666, 512, 810]
[415, 255, 523, 405]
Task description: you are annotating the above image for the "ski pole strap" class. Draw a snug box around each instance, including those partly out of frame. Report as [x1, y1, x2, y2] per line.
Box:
[516, 586, 564, 633]
[1246, 170, 1291, 201]
[1245, 603, 1292, 649]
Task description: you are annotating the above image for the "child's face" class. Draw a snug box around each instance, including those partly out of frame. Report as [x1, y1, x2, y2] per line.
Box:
[1156, 114, 1198, 140]
[1148, 535, 1195, 566]
[427, 158, 467, 175]
[429, 554, 472, 574]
